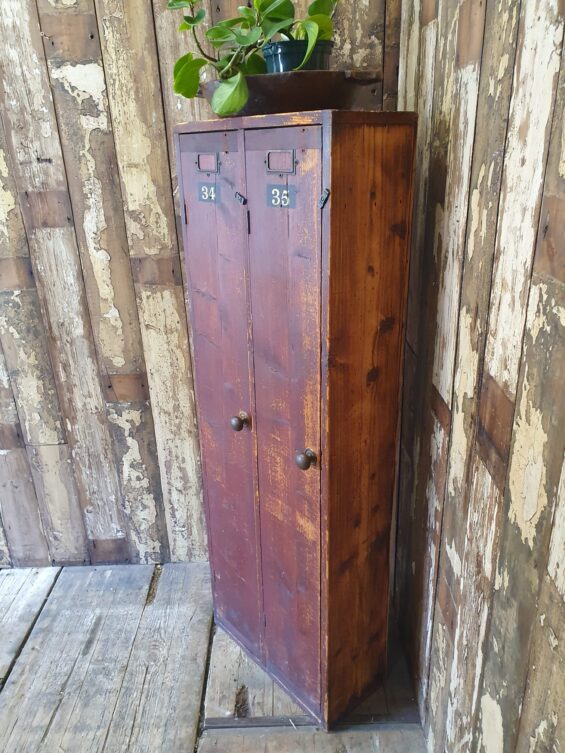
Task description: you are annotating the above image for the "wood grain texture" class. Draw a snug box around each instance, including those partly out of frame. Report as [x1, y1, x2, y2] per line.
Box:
[0, 567, 59, 683]
[325, 119, 416, 723]
[0, 564, 212, 753]
[205, 628, 303, 721]
[180, 129, 263, 654]
[0, 0, 128, 562]
[95, 0, 206, 562]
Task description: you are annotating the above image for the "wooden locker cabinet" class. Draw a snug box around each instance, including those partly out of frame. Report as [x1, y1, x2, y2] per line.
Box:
[175, 111, 417, 728]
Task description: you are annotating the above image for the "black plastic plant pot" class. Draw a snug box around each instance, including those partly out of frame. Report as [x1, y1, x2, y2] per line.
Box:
[263, 40, 334, 74]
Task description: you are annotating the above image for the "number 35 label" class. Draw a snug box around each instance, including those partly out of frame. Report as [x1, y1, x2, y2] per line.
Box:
[267, 184, 296, 209]
[198, 183, 217, 203]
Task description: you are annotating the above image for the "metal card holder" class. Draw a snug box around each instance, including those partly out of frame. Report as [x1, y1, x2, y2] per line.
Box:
[265, 149, 296, 174]
[197, 152, 219, 173]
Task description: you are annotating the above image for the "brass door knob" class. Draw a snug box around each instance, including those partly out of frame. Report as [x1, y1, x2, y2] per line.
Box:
[230, 412, 250, 432]
[295, 449, 317, 471]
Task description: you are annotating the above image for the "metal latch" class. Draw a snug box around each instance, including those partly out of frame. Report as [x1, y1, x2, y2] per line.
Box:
[235, 192, 247, 205]
[319, 188, 330, 209]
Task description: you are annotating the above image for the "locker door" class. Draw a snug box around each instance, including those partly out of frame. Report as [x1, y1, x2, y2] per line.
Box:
[180, 131, 263, 656]
[245, 126, 323, 713]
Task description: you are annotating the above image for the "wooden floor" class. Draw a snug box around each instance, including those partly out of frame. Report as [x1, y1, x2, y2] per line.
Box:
[0, 565, 424, 752]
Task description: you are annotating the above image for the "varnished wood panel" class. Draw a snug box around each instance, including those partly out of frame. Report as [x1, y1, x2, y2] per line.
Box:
[247, 125, 323, 717]
[180, 131, 263, 657]
[324, 118, 416, 722]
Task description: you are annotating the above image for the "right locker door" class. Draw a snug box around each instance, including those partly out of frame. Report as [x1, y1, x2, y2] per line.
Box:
[245, 126, 323, 714]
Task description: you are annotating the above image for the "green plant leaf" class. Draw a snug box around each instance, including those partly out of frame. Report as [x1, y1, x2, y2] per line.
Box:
[173, 55, 207, 98]
[173, 52, 193, 78]
[231, 26, 262, 46]
[307, 0, 335, 15]
[241, 51, 267, 74]
[261, 16, 295, 40]
[168, 0, 192, 8]
[238, 6, 256, 21]
[259, 0, 294, 21]
[212, 72, 249, 116]
[178, 9, 206, 29]
[306, 13, 332, 39]
[294, 19, 319, 69]
[206, 25, 237, 47]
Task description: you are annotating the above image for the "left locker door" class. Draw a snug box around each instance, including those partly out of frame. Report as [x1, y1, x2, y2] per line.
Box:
[180, 130, 263, 656]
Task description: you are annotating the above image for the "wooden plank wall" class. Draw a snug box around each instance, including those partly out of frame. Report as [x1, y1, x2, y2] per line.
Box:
[0, 0, 396, 567]
[395, 1, 565, 752]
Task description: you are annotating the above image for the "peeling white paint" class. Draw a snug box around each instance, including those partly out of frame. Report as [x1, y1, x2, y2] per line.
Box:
[139, 288, 206, 561]
[547, 463, 565, 597]
[98, 9, 172, 253]
[433, 62, 481, 406]
[50, 62, 126, 370]
[481, 693, 504, 753]
[484, 0, 564, 397]
[108, 407, 161, 563]
[0, 147, 16, 247]
[448, 307, 480, 499]
[446, 539, 462, 579]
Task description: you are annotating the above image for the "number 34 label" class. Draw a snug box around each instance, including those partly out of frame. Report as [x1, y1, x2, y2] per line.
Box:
[198, 183, 218, 203]
[267, 184, 296, 209]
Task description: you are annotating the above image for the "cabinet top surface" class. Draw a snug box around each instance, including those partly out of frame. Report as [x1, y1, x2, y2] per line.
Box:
[174, 110, 417, 135]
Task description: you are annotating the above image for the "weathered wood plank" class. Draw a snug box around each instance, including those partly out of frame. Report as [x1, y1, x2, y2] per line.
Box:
[0, 567, 60, 684]
[0, 0, 130, 562]
[198, 728, 426, 752]
[94, 0, 206, 562]
[397, 0, 420, 111]
[475, 272, 565, 753]
[483, 0, 563, 402]
[0, 449, 50, 568]
[333, 0, 385, 79]
[514, 572, 564, 753]
[205, 628, 303, 721]
[27, 445, 89, 565]
[431, 0, 485, 408]
[37, 0, 145, 381]
[102, 563, 212, 753]
[0, 565, 153, 752]
[35, 1, 170, 566]
[383, 0, 401, 111]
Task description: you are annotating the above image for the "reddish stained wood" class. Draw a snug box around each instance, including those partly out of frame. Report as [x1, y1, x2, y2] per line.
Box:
[326, 121, 416, 722]
[247, 125, 323, 716]
[180, 130, 263, 656]
[178, 111, 416, 728]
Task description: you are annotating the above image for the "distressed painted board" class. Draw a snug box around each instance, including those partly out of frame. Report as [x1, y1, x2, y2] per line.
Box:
[0, 567, 59, 684]
[0, 0, 128, 562]
[94, 0, 206, 563]
[198, 728, 426, 753]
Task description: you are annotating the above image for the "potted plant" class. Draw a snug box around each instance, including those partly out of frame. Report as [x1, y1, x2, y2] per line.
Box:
[168, 0, 338, 117]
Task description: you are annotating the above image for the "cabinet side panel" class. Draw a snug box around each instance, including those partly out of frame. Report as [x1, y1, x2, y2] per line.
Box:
[325, 122, 416, 722]
[180, 131, 263, 657]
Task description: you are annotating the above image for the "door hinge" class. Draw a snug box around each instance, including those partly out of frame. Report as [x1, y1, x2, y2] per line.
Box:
[247, 209, 251, 234]
[318, 188, 331, 209]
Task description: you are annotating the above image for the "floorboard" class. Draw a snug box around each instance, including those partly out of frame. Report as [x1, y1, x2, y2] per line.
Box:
[0, 567, 60, 685]
[198, 728, 426, 752]
[0, 564, 212, 753]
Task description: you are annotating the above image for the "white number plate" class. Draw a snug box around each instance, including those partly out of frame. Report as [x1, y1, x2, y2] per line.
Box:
[198, 183, 218, 203]
[267, 184, 296, 209]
